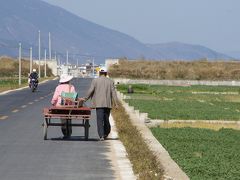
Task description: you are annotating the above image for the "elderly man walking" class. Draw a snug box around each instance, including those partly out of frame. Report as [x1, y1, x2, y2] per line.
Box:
[84, 68, 118, 141]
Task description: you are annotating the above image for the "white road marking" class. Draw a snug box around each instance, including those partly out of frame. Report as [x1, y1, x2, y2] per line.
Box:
[0, 116, 8, 120]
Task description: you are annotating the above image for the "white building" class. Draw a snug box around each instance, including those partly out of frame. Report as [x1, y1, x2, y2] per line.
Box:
[105, 58, 119, 70]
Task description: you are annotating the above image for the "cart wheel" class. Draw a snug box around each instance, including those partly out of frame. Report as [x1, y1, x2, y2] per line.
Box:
[43, 120, 48, 140]
[84, 120, 89, 141]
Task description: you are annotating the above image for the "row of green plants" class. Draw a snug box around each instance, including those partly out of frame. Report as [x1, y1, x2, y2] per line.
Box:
[151, 127, 240, 179]
[117, 84, 240, 120]
[109, 59, 240, 80]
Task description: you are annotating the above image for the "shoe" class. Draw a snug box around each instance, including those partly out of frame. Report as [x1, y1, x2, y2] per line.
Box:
[99, 137, 104, 141]
[63, 135, 68, 139]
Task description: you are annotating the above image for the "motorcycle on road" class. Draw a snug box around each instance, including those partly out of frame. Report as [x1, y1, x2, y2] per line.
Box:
[30, 79, 38, 92]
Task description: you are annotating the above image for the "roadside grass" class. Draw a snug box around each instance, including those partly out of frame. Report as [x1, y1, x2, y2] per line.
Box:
[0, 77, 54, 93]
[111, 104, 164, 180]
[117, 84, 240, 120]
[151, 127, 240, 179]
[0, 78, 28, 92]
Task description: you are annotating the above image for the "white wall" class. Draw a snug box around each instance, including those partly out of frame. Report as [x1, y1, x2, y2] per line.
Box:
[34, 59, 58, 76]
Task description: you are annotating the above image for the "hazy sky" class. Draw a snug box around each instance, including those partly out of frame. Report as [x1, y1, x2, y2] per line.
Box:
[43, 0, 240, 54]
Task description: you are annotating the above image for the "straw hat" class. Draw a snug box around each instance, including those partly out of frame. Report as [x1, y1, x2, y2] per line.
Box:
[59, 74, 73, 83]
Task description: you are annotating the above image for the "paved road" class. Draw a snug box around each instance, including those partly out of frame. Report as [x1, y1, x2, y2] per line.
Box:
[0, 78, 116, 180]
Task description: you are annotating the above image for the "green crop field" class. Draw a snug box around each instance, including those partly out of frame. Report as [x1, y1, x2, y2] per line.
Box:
[117, 84, 240, 120]
[151, 127, 240, 179]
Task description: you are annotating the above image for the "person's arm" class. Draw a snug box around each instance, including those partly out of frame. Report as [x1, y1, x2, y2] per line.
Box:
[51, 86, 60, 106]
[70, 85, 76, 93]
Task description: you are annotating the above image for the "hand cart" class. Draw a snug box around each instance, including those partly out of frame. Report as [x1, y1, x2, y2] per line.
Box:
[43, 106, 91, 140]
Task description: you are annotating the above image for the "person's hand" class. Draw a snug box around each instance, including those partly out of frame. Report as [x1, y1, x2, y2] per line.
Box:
[114, 104, 119, 109]
[78, 97, 86, 101]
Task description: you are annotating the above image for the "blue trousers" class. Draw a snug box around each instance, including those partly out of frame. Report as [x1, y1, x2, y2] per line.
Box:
[96, 108, 111, 138]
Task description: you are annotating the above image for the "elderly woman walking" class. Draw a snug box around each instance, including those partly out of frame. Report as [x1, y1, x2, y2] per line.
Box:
[51, 74, 76, 138]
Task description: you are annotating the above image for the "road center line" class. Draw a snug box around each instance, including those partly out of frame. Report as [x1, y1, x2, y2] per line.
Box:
[21, 105, 27, 108]
[34, 99, 39, 102]
[0, 116, 8, 120]
[12, 109, 19, 113]
[28, 102, 33, 104]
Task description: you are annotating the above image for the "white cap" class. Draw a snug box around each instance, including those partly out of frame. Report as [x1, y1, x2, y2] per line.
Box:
[33, 69, 36, 72]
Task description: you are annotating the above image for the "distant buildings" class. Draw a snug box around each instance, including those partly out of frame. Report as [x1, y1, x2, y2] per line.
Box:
[36, 58, 120, 78]
[57, 62, 101, 78]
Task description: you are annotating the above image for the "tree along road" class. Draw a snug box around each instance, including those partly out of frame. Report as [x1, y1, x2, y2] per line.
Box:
[0, 78, 116, 180]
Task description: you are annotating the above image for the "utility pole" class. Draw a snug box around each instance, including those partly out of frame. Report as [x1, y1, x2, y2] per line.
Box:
[49, 32, 51, 61]
[58, 56, 60, 66]
[44, 49, 47, 77]
[38, 30, 41, 78]
[92, 58, 94, 77]
[30, 47, 32, 73]
[18, 43, 22, 85]
[66, 50, 69, 65]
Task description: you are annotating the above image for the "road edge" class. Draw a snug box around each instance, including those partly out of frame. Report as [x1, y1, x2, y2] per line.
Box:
[108, 114, 136, 180]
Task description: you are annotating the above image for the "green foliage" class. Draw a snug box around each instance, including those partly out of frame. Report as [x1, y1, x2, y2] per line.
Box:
[117, 84, 240, 120]
[0, 78, 28, 86]
[117, 84, 150, 93]
[151, 127, 240, 179]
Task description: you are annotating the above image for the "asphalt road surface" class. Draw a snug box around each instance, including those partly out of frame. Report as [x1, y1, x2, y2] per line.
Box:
[0, 78, 116, 180]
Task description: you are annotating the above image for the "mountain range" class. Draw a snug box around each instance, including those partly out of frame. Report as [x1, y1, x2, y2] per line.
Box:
[0, 0, 234, 64]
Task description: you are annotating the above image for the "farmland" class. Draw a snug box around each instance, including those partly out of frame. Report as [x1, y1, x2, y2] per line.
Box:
[117, 83, 240, 179]
[117, 84, 240, 120]
[151, 127, 240, 179]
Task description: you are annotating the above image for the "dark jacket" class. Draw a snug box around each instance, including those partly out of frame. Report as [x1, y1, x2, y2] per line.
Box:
[29, 72, 38, 80]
